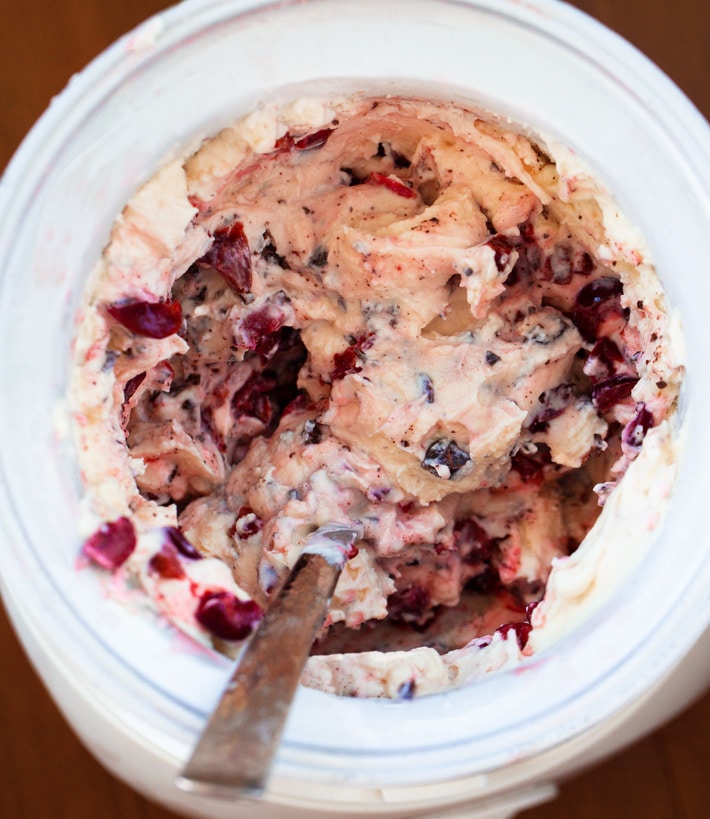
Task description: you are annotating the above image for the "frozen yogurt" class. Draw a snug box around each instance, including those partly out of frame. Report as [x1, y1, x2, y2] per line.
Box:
[70, 95, 683, 697]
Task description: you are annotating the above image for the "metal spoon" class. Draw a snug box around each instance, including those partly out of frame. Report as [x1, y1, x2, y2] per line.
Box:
[175, 523, 358, 799]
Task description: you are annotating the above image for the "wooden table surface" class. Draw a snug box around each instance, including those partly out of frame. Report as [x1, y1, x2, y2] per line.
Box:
[0, 1, 708, 817]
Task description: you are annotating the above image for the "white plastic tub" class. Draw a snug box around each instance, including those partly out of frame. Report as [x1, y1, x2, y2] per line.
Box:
[0, 2, 708, 817]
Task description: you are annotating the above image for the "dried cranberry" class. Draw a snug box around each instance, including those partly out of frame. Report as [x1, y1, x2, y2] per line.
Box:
[331, 333, 375, 381]
[525, 599, 541, 620]
[164, 526, 202, 560]
[294, 128, 334, 150]
[487, 235, 516, 271]
[195, 590, 262, 641]
[622, 403, 654, 449]
[232, 373, 277, 425]
[518, 221, 536, 243]
[273, 132, 296, 152]
[123, 372, 146, 402]
[366, 171, 417, 199]
[234, 506, 264, 538]
[107, 300, 183, 339]
[274, 128, 334, 152]
[591, 373, 639, 413]
[148, 543, 185, 580]
[83, 517, 136, 570]
[233, 304, 285, 351]
[569, 276, 625, 341]
[511, 445, 552, 483]
[201, 221, 252, 294]
[421, 439, 470, 479]
[576, 276, 623, 308]
[496, 620, 532, 650]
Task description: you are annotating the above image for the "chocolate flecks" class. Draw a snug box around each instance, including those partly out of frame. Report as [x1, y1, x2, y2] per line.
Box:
[419, 373, 435, 403]
[303, 419, 323, 444]
[421, 439, 470, 479]
[396, 678, 417, 700]
[308, 245, 329, 267]
[485, 350, 501, 366]
[261, 229, 289, 269]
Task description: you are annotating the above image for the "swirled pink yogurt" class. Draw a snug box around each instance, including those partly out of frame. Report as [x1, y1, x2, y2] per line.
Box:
[69, 95, 683, 697]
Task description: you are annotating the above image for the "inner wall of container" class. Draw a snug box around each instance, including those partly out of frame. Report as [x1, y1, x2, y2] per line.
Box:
[0, 0, 708, 786]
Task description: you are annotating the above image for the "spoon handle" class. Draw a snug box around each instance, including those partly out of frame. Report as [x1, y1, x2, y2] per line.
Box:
[176, 524, 356, 798]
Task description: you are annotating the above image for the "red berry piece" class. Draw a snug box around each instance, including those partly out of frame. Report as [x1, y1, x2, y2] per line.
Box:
[511, 445, 552, 484]
[233, 304, 285, 351]
[195, 590, 262, 641]
[274, 129, 333, 152]
[202, 221, 252, 294]
[107, 300, 183, 339]
[331, 333, 375, 381]
[591, 373, 639, 413]
[232, 373, 277, 425]
[487, 235, 516, 272]
[331, 347, 360, 380]
[273, 132, 296, 152]
[83, 516, 136, 570]
[164, 526, 202, 560]
[294, 128, 333, 150]
[496, 620, 532, 650]
[525, 600, 541, 620]
[576, 275, 623, 308]
[148, 543, 185, 580]
[622, 403, 654, 449]
[123, 371, 146, 402]
[366, 171, 417, 199]
[234, 505, 264, 538]
[569, 276, 625, 341]
[518, 221, 536, 243]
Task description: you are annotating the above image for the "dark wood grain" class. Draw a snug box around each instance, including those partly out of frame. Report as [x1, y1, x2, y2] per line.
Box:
[0, 1, 708, 817]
